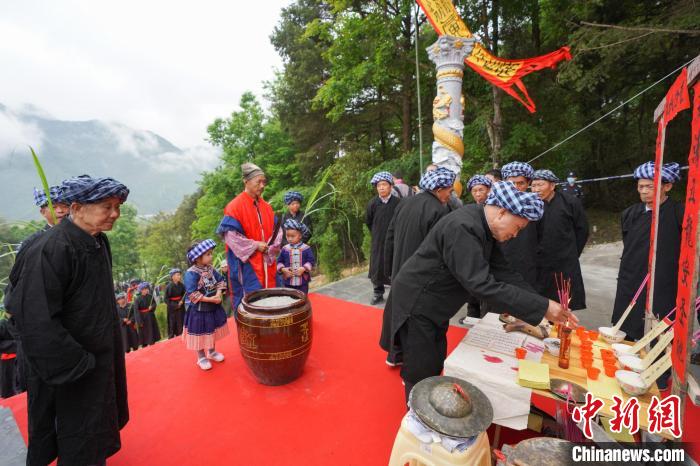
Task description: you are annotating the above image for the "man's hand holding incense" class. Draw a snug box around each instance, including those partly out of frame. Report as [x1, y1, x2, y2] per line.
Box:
[544, 299, 579, 326]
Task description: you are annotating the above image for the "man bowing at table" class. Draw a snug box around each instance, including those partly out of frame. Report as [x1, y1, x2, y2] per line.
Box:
[382, 181, 577, 400]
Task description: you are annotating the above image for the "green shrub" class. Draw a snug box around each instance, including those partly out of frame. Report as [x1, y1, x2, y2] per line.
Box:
[318, 225, 343, 281]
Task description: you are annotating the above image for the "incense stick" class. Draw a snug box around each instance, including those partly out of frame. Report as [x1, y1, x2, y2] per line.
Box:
[611, 273, 650, 333]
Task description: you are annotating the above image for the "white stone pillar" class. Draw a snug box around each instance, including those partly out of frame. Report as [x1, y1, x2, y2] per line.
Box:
[427, 35, 475, 196]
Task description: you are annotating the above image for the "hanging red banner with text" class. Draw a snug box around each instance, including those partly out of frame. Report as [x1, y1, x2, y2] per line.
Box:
[673, 81, 700, 383]
[646, 68, 691, 325]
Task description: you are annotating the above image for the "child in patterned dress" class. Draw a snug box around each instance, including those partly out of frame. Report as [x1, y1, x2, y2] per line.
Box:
[183, 239, 230, 371]
[277, 219, 315, 294]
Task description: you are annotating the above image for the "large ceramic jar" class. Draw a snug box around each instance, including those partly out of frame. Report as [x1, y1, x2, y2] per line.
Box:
[236, 288, 312, 385]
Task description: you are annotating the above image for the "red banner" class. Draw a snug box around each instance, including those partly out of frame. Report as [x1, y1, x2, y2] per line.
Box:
[665, 68, 691, 124]
[647, 68, 690, 338]
[673, 81, 700, 382]
[416, 0, 571, 113]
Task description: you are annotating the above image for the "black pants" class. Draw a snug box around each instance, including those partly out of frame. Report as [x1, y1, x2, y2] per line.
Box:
[167, 305, 184, 339]
[399, 315, 449, 402]
[371, 280, 385, 297]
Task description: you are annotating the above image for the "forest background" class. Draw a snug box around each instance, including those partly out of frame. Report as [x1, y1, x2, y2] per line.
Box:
[1, 0, 699, 290]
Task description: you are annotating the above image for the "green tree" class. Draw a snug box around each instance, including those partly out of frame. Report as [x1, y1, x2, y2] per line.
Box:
[107, 203, 140, 281]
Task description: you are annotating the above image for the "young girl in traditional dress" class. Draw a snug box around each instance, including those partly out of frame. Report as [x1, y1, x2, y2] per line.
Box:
[183, 239, 230, 371]
[277, 219, 315, 294]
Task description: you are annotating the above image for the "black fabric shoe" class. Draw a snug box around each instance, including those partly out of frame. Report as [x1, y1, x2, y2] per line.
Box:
[370, 295, 384, 305]
[386, 352, 403, 367]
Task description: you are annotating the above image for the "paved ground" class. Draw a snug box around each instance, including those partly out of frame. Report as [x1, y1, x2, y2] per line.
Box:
[0, 407, 26, 466]
[315, 241, 624, 329]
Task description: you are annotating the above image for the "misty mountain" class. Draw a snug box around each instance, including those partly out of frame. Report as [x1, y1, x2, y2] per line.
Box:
[0, 103, 219, 220]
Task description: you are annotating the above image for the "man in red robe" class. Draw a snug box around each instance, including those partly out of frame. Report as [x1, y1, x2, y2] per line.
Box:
[217, 163, 282, 313]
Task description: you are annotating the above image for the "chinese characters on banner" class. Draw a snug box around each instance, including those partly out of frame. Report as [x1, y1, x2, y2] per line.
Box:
[646, 68, 690, 346]
[573, 394, 682, 439]
[673, 81, 700, 383]
[415, 0, 571, 112]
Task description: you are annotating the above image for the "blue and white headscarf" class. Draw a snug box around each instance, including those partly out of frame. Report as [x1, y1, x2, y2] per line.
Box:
[283, 218, 310, 239]
[187, 239, 217, 265]
[419, 167, 456, 191]
[485, 181, 544, 221]
[33, 185, 66, 207]
[532, 169, 560, 183]
[284, 191, 304, 205]
[169, 268, 181, 276]
[634, 162, 681, 184]
[467, 175, 492, 191]
[115, 292, 126, 300]
[137, 282, 151, 292]
[370, 171, 394, 186]
[501, 161, 534, 180]
[61, 175, 129, 204]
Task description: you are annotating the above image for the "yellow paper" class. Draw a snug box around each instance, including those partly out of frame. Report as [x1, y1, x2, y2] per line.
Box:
[518, 359, 550, 389]
[586, 361, 623, 401]
[601, 417, 636, 442]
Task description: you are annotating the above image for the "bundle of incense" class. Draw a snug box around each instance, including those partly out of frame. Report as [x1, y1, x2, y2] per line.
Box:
[612, 273, 650, 333]
[555, 272, 572, 328]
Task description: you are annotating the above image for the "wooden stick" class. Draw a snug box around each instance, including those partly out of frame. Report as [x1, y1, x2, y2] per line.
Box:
[612, 274, 650, 333]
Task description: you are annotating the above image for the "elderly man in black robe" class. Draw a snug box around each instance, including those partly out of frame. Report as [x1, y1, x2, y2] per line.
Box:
[380, 167, 455, 366]
[384, 181, 577, 400]
[366, 171, 400, 305]
[531, 169, 589, 311]
[612, 162, 684, 342]
[6, 174, 130, 465]
[500, 161, 539, 288]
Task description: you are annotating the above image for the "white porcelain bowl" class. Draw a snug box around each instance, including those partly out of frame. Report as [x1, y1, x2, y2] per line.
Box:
[599, 326, 626, 344]
[612, 343, 634, 359]
[618, 354, 645, 373]
[616, 370, 649, 396]
[543, 338, 560, 357]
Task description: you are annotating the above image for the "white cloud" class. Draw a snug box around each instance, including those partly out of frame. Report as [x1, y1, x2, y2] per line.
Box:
[150, 146, 221, 173]
[0, 0, 292, 148]
[99, 121, 164, 156]
[0, 110, 44, 158]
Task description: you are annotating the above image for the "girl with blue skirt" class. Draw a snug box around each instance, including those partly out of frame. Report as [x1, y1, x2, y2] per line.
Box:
[183, 239, 230, 371]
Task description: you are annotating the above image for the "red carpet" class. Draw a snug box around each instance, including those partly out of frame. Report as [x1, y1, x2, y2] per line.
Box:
[3, 293, 698, 464]
[0, 294, 468, 465]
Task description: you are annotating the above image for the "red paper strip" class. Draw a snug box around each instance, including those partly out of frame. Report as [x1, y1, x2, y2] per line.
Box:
[665, 68, 691, 124]
[646, 120, 666, 320]
[673, 81, 700, 382]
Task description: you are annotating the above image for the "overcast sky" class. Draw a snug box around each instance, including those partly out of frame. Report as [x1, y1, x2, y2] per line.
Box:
[0, 0, 292, 148]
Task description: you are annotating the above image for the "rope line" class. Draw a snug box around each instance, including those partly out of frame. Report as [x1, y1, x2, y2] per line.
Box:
[527, 58, 695, 165]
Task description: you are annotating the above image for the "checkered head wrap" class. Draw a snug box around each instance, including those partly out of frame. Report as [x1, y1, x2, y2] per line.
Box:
[501, 161, 534, 180]
[33, 185, 66, 207]
[370, 171, 394, 186]
[137, 282, 151, 292]
[532, 169, 560, 183]
[61, 175, 129, 203]
[419, 167, 456, 191]
[467, 175, 492, 191]
[284, 191, 304, 205]
[283, 218, 310, 239]
[115, 292, 126, 300]
[187, 239, 217, 265]
[634, 162, 681, 183]
[169, 268, 181, 276]
[485, 181, 544, 221]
